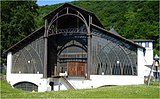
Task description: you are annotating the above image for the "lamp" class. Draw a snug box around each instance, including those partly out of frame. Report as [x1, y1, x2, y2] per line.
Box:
[154, 54, 159, 82]
[154, 61, 159, 67]
[148, 54, 160, 86]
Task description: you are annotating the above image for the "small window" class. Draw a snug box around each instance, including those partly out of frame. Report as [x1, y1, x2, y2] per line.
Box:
[145, 42, 149, 47]
[138, 42, 142, 46]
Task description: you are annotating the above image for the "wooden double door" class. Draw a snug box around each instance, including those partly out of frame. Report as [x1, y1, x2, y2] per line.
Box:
[68, 62, 86, 76]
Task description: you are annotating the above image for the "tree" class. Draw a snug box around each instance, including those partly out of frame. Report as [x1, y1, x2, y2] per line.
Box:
[1, 1, 38, 65]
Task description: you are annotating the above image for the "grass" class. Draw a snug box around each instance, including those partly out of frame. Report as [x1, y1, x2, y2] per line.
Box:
[1, 80, 160, 98]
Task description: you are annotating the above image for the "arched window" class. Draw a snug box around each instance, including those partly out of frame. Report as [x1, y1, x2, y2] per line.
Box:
[13, 82, 38, 91]
[91, 29, 137, 75]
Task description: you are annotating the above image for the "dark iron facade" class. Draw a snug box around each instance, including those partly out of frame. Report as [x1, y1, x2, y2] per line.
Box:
[91, 29, 137, 75]
[10, 3, 139, 79]
[11, 36, 44, 73]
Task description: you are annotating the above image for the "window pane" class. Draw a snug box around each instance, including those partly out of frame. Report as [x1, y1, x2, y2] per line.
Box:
[138, 42, 142, 46]
[145, 42, 149, 47]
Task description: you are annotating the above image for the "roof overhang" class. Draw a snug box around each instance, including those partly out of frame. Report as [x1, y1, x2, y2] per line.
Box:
[91, 23, 146, 51]
[132, 39, 155, 42]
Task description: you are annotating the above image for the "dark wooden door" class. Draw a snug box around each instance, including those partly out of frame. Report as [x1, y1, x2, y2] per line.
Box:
[68, 62, 86, 76]
[68, 62, 77, 76]
[77, 62, 85, 76]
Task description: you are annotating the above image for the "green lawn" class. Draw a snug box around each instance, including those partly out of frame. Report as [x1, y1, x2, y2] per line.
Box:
[1, 80, 160, 98]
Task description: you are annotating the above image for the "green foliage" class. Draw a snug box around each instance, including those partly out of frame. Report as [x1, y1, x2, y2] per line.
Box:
[35, 4, 61, 27]
[1, 1, 39, 65]
[35, 1, 159, 55]
[1, 80, 160, 98]
[1, 1, 38, 54]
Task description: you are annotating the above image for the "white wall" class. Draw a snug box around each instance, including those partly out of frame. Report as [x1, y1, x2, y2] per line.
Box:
[72, 75, 144, 88]
[137, 48, 145, 80]
[144, 42, 153, 65]
[142, 42, 153, 77]
[7, 73, 50, 92]
[6, 52, 12, 81]
[135, 41, 154, 76]
[136, 41, 153, 65]
[52, 75, 144, 91]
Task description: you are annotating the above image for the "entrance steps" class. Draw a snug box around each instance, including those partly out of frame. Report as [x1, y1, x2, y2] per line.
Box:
[61, 77, 75, 90]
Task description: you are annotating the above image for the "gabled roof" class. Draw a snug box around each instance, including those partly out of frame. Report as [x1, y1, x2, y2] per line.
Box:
[43, 3, 104, 29]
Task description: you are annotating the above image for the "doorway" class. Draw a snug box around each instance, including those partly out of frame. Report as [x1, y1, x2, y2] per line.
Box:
[68, 61, 86, 76]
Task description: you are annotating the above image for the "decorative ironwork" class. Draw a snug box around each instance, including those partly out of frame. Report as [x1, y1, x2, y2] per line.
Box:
[48, 25, 87, 36]
[44, 5, 91, 78]
[91, 29, 137, 75]
[12, 37, 44, 73]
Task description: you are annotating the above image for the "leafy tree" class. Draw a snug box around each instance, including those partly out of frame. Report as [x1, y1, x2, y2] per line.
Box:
[1, 1, 38, 64]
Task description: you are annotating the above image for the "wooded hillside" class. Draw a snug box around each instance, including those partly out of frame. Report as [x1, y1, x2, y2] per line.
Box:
[36, 1, 159, 55]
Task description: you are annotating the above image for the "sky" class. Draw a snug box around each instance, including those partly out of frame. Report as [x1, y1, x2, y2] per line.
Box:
[36, 0, 75, 6]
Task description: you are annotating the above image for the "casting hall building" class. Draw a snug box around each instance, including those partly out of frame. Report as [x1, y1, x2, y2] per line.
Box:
[6, 3, 145, 92]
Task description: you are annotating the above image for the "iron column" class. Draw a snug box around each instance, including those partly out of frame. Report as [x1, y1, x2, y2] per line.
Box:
[87, 15, 92, 79]
[43, 19, 48, 78]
